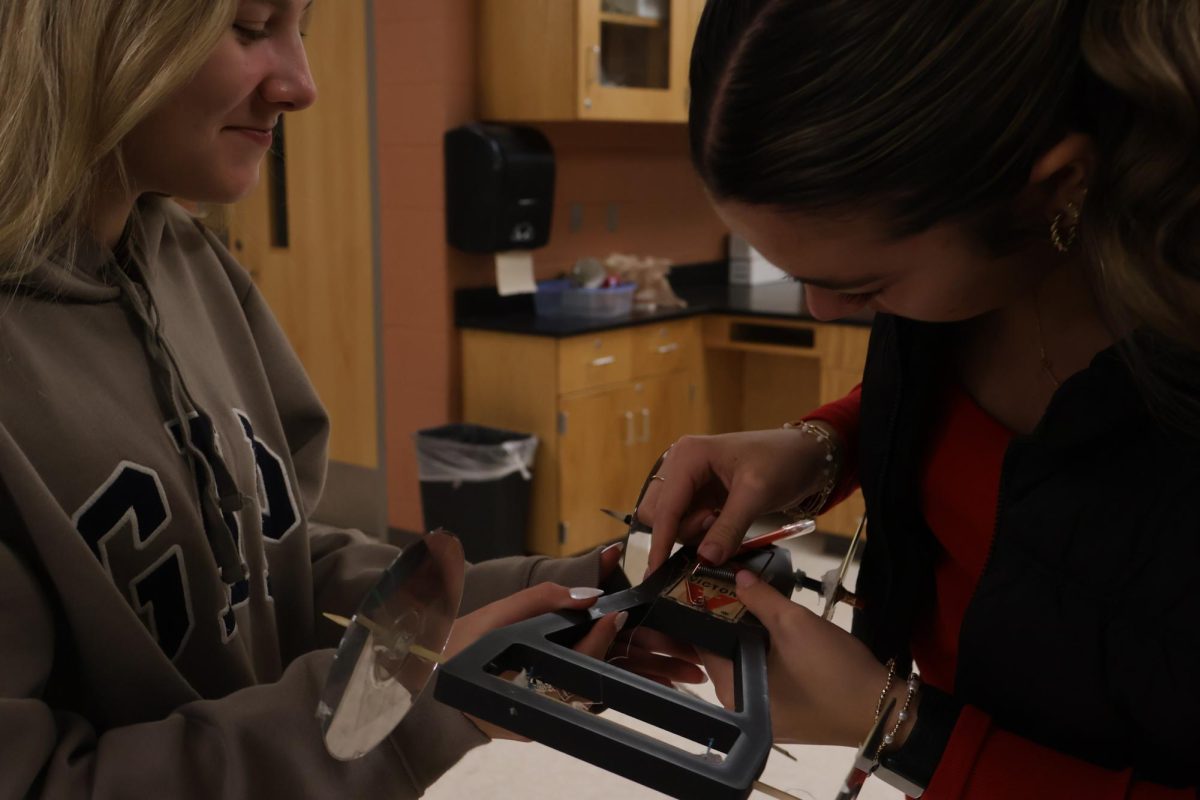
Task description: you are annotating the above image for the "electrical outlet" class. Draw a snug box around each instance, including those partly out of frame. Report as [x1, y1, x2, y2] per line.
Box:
[569, 203, 584, 233]
[606, 203, 619, 233]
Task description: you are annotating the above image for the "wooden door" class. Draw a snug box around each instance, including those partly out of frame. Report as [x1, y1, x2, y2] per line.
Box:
[557, 385, 640, 554]
[226, 0, 377, 468]
[630, 372, 701, 477]
[577, 0, 692, 121]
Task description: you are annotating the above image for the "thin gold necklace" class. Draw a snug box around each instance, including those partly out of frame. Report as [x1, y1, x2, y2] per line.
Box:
[1033, 289, 1063, 388]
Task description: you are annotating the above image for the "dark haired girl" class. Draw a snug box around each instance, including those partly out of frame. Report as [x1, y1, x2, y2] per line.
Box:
[640, 1, 1200, 795]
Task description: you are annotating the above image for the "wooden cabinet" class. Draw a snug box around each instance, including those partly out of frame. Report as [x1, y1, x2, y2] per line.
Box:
[702, 316, 871, 539]
[479, 0, 703, 123]
[558, 329, 634, 392]
[463, 319, 703, 555]
[559, 372, 700, 551]
[463, 314, 870, 555]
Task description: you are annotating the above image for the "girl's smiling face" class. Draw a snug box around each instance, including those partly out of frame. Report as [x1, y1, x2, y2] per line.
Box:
[121, 0, 318, 203]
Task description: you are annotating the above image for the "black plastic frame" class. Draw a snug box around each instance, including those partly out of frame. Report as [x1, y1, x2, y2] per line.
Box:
[436, 547, 794, 800]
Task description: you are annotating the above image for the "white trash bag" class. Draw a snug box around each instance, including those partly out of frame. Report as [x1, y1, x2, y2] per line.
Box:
[414, 425, 538, 489]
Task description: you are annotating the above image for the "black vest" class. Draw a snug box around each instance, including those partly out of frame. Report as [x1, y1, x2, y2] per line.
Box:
[853, 314, 1199, 787]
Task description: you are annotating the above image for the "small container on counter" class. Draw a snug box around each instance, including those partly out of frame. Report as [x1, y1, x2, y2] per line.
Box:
[534, 279, 636, 319]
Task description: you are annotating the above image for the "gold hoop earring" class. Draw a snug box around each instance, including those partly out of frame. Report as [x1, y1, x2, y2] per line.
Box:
[1050, 202, 1080, 254]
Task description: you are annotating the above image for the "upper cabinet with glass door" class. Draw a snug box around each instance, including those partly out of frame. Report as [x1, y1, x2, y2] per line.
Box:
[479, 0, 706, 123]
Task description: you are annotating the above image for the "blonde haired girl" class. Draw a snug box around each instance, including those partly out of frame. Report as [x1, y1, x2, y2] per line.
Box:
[0, 2, 693, 796]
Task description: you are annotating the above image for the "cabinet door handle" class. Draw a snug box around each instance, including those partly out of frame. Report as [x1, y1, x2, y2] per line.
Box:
[641, 408, 651, 443]
[587, 44, 601, 89]
[624, 411, 636, 446]
[591, 355, 616, 367]
[656, 343, 680, 355]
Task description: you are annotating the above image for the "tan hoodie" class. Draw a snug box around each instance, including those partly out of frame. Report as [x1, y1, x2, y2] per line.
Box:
[0, 196, 600, 798]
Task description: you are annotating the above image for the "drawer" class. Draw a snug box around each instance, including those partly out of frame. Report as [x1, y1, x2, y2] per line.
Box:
[631, 319, 697, 377]
[558, 330, 633, 393]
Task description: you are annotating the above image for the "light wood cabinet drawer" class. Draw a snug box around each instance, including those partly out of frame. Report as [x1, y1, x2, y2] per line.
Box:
[631, 319, 697, 377]
[558, 330, 633, 393]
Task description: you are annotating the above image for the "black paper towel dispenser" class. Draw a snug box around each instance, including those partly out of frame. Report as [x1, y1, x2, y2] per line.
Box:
[445, 123, 555, 253]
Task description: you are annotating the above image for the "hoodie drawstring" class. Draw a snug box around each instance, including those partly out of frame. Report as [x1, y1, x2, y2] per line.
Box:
[108, 258, 250, 588]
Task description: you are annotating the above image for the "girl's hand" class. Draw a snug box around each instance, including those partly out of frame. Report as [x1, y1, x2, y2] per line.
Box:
[636, 429, 837, 573]
[609, 625, 705, 688]
[444, 582, 626, 741]
[445, 543, 705, 741]
[700, 570, 899, 747]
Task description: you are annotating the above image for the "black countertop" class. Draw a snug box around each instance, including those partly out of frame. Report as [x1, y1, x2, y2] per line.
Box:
[455, 262, 872, 338]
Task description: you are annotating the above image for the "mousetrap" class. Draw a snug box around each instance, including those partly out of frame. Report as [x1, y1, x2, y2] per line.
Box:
[433, 544, 797, 800]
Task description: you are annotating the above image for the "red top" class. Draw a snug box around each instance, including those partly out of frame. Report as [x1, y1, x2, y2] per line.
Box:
[909, 380, 1011, 693]
[807, 385, 1191, 799]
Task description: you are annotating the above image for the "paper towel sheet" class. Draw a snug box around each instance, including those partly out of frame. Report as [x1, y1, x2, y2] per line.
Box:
[496, 251, 537, 296]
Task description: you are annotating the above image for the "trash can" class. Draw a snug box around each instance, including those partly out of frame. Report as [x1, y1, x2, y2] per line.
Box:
[413, 424, 538, 562]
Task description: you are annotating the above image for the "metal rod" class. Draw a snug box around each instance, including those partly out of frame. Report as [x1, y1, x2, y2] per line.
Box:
[753, 780, 807, 800]
[321, 613, 444, 664]
[736, 519, 817, 555]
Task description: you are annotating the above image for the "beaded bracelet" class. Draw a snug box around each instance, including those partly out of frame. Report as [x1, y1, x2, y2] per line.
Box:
[875, 671, 921, 761]
[781, 420, 841, 520]
[873, 658, 897, 722]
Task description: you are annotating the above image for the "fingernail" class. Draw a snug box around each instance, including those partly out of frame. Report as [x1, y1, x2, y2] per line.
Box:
[735, 570, 758, 589]
[570, 587, 604, 600]
[701, 514, 716, 532]
[601, 541, 626, 555]
[698, 542, 725, 565]
[613, 611, 629, 632]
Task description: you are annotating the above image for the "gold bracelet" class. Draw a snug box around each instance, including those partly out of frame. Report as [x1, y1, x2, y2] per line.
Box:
[781, 420, 840, 519]
[875, 671, 920, 761]
[873, 658, 897, 723]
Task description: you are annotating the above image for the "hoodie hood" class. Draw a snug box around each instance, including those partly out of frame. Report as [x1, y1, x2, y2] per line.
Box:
[4, 194, 169, 303]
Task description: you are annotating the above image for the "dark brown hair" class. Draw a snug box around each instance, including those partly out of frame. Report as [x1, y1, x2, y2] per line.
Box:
[690, 0, 1200, 427]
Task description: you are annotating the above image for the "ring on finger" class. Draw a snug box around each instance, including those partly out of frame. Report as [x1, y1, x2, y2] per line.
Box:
[650, 474, 666, 482]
